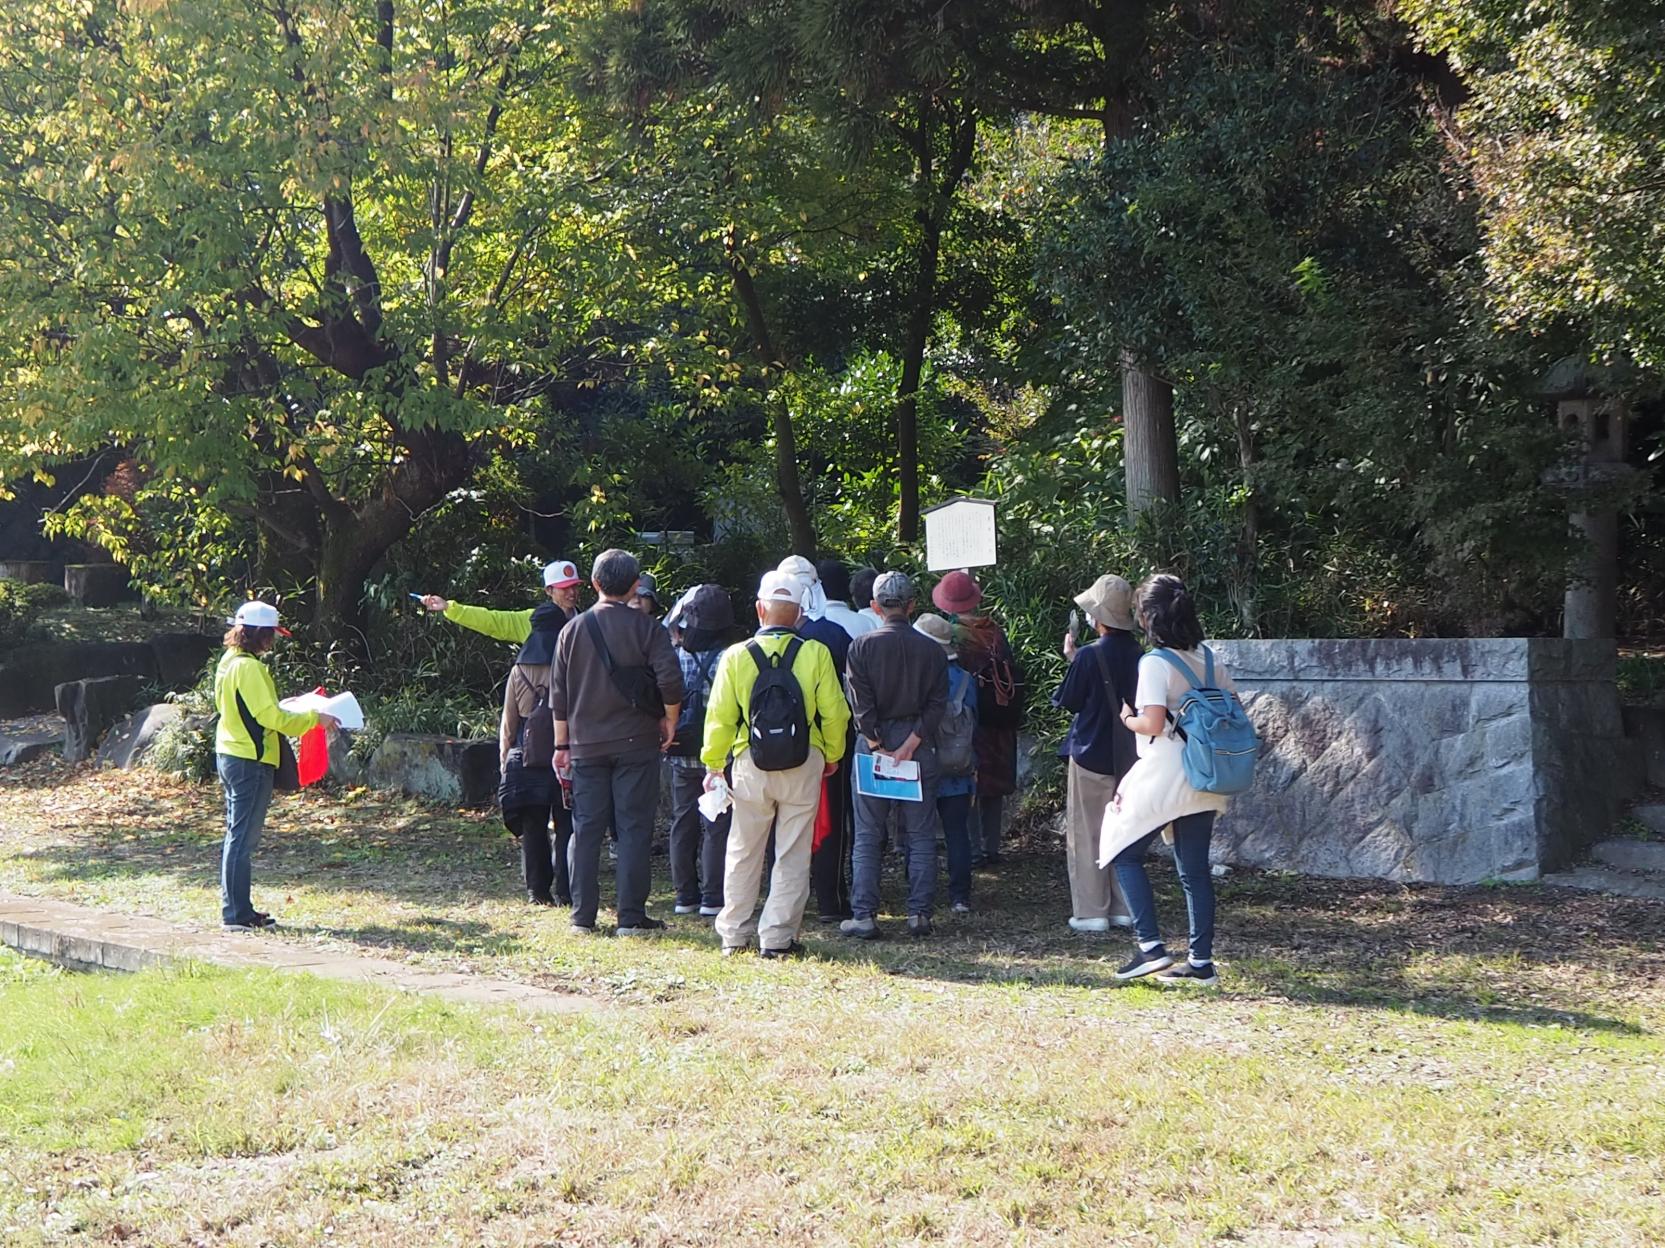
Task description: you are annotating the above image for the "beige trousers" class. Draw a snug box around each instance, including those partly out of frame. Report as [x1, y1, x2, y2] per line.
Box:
[1066, 758, 1132, 922]
[718, 747, 825, 950]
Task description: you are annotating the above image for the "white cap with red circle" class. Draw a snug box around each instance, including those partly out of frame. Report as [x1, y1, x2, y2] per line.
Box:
[543, 559, 581, 588]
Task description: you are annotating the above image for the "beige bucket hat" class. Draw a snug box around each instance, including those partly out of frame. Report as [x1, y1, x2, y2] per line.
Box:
[1074, 573, 1136, 631]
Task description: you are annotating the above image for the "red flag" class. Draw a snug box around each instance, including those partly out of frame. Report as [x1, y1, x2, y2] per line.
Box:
[297, 685, 329, 787]
[811, 776, 832, 852]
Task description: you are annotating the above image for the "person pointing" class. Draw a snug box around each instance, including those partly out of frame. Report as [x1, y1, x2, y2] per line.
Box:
[418, 559, 583, 643]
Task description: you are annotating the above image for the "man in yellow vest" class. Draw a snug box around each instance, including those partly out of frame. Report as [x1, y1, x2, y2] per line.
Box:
[701, 570, 849, 958]
[418, 559, 582, 643]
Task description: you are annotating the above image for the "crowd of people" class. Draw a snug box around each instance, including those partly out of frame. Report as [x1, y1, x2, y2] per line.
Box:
[213, 548, 1248, 987]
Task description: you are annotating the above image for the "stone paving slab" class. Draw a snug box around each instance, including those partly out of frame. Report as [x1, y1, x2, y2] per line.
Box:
[1539, 866, 1665, 901]
[1593, 838, 1665, 874]
[0, 893, 595, 1015]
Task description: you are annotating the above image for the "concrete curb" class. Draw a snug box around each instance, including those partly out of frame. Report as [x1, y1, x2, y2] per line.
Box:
[0, 893, 596, 1015]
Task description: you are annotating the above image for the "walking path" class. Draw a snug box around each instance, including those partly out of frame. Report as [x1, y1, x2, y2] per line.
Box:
[0, 892, 596, 1014]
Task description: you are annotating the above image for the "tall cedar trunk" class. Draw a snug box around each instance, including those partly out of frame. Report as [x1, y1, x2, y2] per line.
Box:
[897, 101, 976, 546]
[896, 265, 934, 546]
[1094, 3, 1181, 523]
[1232, 403, 1261, 634]
[728, 246, 815, 556]
[771, 394, 816, 557]
[1121, 348, 1180, 520]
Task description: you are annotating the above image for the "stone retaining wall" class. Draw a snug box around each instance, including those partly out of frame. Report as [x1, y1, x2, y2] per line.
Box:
[1210, 639, 1633, 884]
[0, 634, 216, 715]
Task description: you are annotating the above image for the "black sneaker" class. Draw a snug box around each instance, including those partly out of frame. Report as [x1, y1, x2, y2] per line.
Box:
[250, 912, 279, 929]
[759, 941, 805, 960]
[528, 894, 557, 907]
[1156, 960, 1219, 987]
[907, 914, 932, 938]
[616, 916, 667, 937]
[1114, 944, 1174, 981]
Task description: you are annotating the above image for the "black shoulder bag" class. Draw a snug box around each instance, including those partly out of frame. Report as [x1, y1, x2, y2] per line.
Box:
[583, 611, 665, 718]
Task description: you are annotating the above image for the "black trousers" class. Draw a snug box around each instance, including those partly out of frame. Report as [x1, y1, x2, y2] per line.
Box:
[506, 802, 572, 903]
[809, 731, 854, 918]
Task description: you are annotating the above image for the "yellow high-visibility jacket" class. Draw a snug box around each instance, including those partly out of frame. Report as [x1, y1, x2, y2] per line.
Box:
[700, 629, 849, 772]
[213, 649, 319, 766]
[444, 601, 534, 644]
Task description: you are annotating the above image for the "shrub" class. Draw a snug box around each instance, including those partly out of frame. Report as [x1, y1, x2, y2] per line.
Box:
[14, 582, 70, 611]
[0, 580, 40, 650]
[147, 655, 218, 783]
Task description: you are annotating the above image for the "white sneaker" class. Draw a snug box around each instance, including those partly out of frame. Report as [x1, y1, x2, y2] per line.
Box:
[1068, 916, 1110, 933]
[951, 901, 971, 915]
[1109, 914, 1136, 928]
[673, 903, 701, 915]
[699, 905, 721, 917]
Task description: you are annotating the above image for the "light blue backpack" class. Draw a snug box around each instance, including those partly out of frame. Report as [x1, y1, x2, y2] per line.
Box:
[1152, 646, 1259, 795]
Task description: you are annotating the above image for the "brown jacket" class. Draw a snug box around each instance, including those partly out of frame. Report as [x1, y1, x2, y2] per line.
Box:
[500, 663, 550, 764]
[551, 601, 684, 759]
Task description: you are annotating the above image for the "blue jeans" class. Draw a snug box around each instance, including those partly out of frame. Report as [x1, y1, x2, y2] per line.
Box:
[938, 793, 972, 906]
[570, 748, 662, 928]
[851, 739, 942, 920]
[217, 753, 275, 925]
[1112, 811, 1217, 963]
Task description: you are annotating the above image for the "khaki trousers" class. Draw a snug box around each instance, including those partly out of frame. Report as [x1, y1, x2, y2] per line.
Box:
[718, 747, 825, 951]
[1066, 759, 1132, 922]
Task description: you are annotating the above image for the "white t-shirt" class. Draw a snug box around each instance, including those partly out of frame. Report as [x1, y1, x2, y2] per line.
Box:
[824, 601, 879, 640]
[1134, 645, 1239, 719]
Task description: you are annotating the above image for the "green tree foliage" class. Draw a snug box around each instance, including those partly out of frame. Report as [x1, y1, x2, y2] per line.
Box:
[0, 0, 628, 640]
[1038, 18, 1570, 632]
[1405, 0, 1665, 370]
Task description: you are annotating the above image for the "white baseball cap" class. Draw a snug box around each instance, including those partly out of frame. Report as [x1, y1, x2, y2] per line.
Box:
[543, 559, 581, 589]
[776, 554, 818, 584]
[229, 600, 291, 636]
[757, 569, 806, 606]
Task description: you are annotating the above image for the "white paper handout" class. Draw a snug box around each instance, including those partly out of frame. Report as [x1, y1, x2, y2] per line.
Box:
[872, 755, 919, 782]
[278, 690, 365, 731]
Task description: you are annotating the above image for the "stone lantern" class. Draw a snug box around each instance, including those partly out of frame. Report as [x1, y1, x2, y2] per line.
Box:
[1539, 357, 1634, 640]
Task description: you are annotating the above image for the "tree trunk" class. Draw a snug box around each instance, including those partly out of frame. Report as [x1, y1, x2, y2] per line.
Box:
[1121, 349, 1180, 521]
[771, 394, 817, 557]
[728, 244, 816, 556]
[316, 522, 378, 654]
[1231, 403, 1261, 634]
[896, 287, 932, 545]
[896, 101, 977, 546]
[310, 429, 473, 652]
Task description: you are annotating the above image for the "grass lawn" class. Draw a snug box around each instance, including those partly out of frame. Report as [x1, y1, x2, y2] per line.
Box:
[1, 757, 1662, 1246]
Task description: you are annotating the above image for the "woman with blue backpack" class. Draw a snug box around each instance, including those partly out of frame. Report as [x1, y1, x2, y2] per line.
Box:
[1104, 573, 1258, 987]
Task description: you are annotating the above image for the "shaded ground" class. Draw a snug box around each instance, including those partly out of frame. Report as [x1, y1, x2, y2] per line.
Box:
[1, 757, 1662, 1245]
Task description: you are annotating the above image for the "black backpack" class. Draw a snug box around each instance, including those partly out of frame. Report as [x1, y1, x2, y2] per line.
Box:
[667, 650, 721, 759]
[519, 680, 555, 769]
[746, 636, 810, 771]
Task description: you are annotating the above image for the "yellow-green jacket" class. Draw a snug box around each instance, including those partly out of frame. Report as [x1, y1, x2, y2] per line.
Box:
[701, 629, 850, 772]
[213, 649, 319, 766]
[444, 601, 533, 644]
